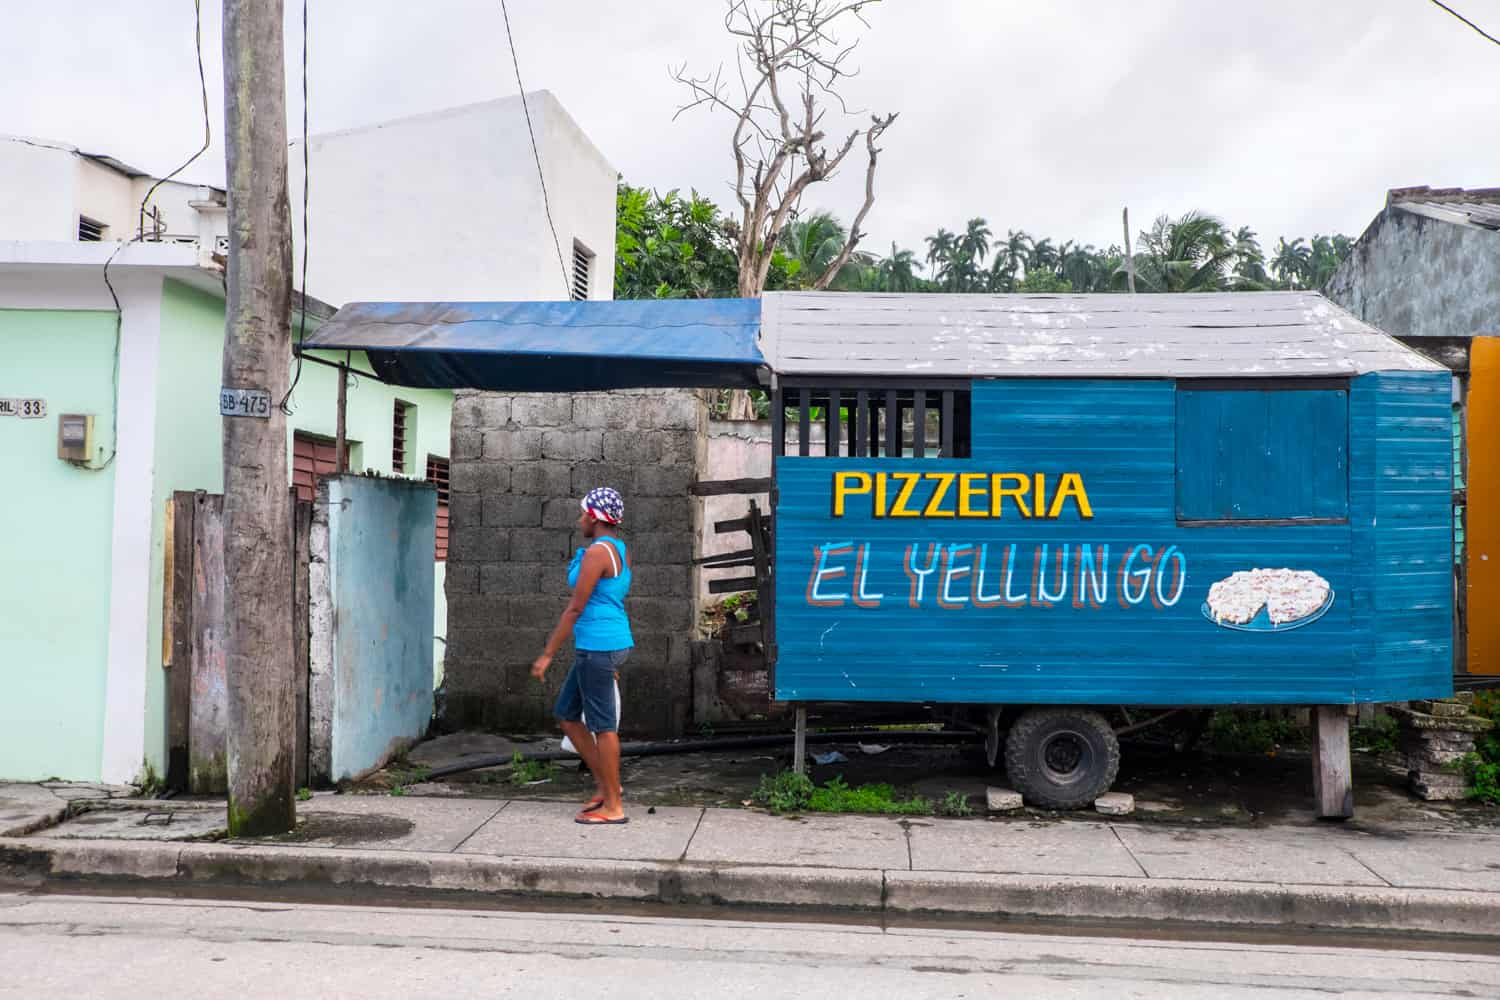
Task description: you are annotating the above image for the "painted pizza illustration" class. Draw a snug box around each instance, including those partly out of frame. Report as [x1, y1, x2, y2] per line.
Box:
[1202, 568, 1333, 632]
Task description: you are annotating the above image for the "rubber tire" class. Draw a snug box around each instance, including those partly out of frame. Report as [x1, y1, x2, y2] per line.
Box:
[1004, 707, 1121, 810]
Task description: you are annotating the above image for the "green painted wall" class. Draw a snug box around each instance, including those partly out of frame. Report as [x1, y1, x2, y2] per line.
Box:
[0, 308, 119, 781]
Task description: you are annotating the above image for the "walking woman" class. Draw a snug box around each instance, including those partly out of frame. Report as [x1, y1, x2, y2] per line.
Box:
[531, 487, 633, 825]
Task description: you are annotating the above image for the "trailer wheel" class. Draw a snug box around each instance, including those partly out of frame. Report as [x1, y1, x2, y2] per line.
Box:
[1004, 707, 1120, 810]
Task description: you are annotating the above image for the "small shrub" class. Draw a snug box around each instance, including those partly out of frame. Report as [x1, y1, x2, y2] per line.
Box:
[1205, 710, 1308, 755]
[509, 751, 556, 786]
[1460, 693, 1500, 804]
[297, 787, 312, 802]
[755, 770, 814, 812]
[937, 791, 974, 817]
[390, 785, 406, 797]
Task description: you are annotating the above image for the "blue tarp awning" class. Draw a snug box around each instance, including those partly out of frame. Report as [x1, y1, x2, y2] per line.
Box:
[299, 299, 766, 391]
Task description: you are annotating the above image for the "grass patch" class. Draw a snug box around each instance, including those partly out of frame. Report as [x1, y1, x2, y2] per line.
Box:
[296, 787, 312, 802]
[510, 752, 557, 786]
[937, 791, 974, 817]
[755, 771, 935, 816]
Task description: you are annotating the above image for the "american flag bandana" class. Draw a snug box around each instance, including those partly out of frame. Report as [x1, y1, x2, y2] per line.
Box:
[581, 486, 624, 525]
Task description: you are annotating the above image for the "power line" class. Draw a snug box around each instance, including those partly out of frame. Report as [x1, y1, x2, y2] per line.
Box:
[499, 0, 571, 296]
[96, 0, 212, 470]
[281, 0, 311, 414]
[1428, 0, 1500, 47]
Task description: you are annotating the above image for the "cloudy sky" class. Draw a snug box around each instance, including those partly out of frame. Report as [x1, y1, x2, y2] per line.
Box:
[4, 1, 1497, 260]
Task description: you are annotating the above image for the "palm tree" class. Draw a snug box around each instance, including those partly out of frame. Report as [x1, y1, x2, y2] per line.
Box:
[1026, 237, 1060, 275]
[924, 228, 958, 291]
[1271, 237, 1312, 289]
[876, 243, 919, 292]
[1129, 211, 1234, 293]
[780, 211, 856, 287]
[1229, 225, 1271, 290]
[957, 217, 993, 288]
[1060, 242, 1103, 292]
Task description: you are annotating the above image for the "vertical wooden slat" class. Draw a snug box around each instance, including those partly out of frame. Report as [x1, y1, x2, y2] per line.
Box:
[1311, 705, 1354, 819]
[798, 388, 811, 457]
[827, 389, 842, 457]
[854, 391, 869, 458]
[165, 492, 196, 793]
[189, 493, 228, 795]
[913, 389, 926, 458]
[885, 390, 899, 457]
[292, 494, 312, 790]
[941, 390, 955, 458]
[770, 387, 785, 458]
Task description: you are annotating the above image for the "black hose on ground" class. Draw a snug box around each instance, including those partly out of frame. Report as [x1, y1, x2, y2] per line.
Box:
[420, 728, 980, 781]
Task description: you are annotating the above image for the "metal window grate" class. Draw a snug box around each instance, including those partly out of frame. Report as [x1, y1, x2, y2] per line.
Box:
[773, 382, 972, 458]
[426, 455, 450, 561]
[392, 401, 412, 474]
[78, 216, 106, 242]
[570, 240, 594, 301]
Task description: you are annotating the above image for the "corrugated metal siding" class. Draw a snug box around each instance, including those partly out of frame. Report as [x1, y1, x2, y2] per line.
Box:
[761, 291, 1445, 379]
[1175, 386, 1349, 521]
[773, 375, 1451, 706]
[1365, 372, 1453, 698]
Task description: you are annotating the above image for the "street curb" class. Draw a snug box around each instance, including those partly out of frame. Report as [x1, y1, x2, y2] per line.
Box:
[3, 837, 1497, 938]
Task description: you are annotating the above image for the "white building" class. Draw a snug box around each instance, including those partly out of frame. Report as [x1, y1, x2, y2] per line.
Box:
[288, 91, 617, 304]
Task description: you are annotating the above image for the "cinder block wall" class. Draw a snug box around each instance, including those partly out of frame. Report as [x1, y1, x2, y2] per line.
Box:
[442, 389, 706, 736]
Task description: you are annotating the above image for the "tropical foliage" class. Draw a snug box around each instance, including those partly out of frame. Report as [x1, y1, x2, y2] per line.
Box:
[616, 182, 1354, 300]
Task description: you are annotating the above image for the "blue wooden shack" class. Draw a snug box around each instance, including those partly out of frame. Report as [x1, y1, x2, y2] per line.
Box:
[306, 290, 1455, 814]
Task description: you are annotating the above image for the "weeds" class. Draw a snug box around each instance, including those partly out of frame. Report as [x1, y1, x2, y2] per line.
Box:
[1205, 710, 1308, 755]
[136, 760, 166, 797]
[1459, 693, 1500, 805]
[754, 771, 936, 816]
[297, 787, 312, 802]
[510, 751, 556, 786]
[1352, 715, 1399, 755]
[938, 791, 974, 817]
[390, 785, 407, 797]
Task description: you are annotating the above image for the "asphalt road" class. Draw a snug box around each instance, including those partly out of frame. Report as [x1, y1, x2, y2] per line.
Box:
[1, 890, 1496, 999]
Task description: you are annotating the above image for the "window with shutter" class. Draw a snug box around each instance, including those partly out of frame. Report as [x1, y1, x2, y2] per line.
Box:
[570, 240, 594, 301]
[426, 455, 450, 561]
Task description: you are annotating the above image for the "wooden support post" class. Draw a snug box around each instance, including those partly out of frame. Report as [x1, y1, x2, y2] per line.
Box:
[1311, 705, 1354, 820]
[793, 706, 808, 776]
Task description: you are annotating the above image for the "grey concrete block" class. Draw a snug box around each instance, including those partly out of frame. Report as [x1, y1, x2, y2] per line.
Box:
[45, 840, 183, 878]
[572, 394, 642, 430]
[634, 465, 695, 498]
[986, 787, 1023, 812]
[542, 430, 604, 462]
[629, 531, 694, 564]
[444, 563, 479, 596]
[508, 596, 567, 630]
[483, 495, 543, 528]
[451, 428, 484, 462]
[631, 564, 692, 597]
[643, 390, 706, 430]
[446, 595, 507, 631]
[627, 497, 694, 532]
[482, 429, 544, 462]
[447, 526, 508, 563]
[510, 528, 570, 563]
[511, 464, 575, 497]
[452, 392, 511, 430]
[446, 627, 514, 657]
[572, 464, 636, 497]
[511, 395, 574, 428]
[448, 494, 481, 533]
[542, 498, 581, 528]
[1095, 792, 1134, 816]
[627, 597, 695, 634]
[481, 563, 544, 595]
[449, 463, 509, 495]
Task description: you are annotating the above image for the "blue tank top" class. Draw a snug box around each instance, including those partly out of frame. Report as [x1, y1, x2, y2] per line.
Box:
[568, 537, 634, 652]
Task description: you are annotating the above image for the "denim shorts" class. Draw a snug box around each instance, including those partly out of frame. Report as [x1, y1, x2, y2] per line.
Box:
[553, 648, 630, 734]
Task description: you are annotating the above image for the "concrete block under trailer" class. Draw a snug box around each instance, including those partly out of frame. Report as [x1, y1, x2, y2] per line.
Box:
[771, 374, 1455, 814]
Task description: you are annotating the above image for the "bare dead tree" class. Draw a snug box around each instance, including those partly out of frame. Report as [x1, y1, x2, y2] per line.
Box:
[674, 0, 898, 297]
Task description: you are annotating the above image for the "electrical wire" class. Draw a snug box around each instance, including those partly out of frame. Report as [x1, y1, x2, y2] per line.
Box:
[281, 0, 311, 414]
[1428, 0, 1500, 47]
[94, 0, 212, 470]
[499, 0, 571, 296]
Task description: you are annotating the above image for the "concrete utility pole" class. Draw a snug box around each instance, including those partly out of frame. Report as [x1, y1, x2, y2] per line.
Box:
[220, 0, 296, 835]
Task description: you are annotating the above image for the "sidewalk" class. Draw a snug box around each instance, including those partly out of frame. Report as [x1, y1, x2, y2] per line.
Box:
[4, 785, 1499, 939]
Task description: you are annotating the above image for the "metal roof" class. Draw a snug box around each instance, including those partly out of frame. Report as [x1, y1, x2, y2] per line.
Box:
[1388, 186, 1500, 232]
[759, 290, 1444, 378]
[300, 298, 765, 391]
